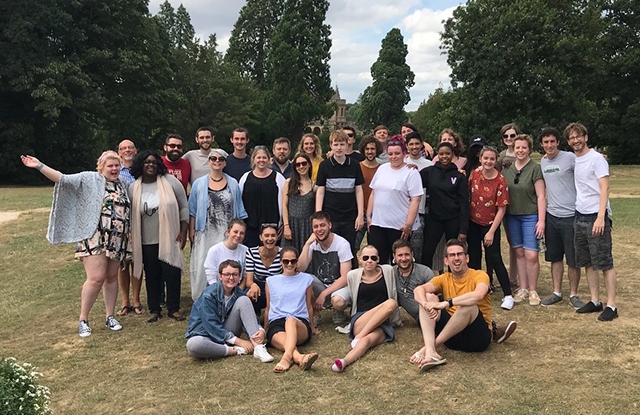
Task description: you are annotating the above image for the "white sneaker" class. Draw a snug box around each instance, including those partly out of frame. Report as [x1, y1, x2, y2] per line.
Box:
[105, 315, 123, 331]
[501, 296, 514, 310]
[253, 344, 274, 363]
[235, 346, 247, 356]
[78, 320, 92, 338]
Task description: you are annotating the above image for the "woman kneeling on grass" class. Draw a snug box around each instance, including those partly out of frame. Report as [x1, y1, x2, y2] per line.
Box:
[331, 245, 400, 372]
[185, 260, 274, 363]
[265, 246, 319, 373]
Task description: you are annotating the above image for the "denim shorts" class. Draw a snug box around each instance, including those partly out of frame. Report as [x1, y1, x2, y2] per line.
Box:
[504, 214, 539, 251]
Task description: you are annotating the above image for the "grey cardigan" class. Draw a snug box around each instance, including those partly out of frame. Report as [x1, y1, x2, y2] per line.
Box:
[346, 264, 402, 327]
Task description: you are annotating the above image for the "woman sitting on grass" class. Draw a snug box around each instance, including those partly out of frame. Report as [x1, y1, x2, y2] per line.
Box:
[265, 246, 319, 373]
[331, 245, 400, 372]
[185, 260, 274, 363]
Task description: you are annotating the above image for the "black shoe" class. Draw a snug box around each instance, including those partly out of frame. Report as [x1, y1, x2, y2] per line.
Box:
[167, 312, 186, 321]
[576, 301, 603, 314]
[597, 307, 618, 321]
[147, 313, 162, 323]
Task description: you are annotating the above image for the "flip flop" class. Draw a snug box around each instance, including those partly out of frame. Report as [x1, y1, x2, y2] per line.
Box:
[116, 305, 132, 316]
[419, 356, 447, 372]
[410, 352, 425, 365]
[273, 357, 292, 373]
[299, 352, 318, 371]
[133, 305, 145, 315]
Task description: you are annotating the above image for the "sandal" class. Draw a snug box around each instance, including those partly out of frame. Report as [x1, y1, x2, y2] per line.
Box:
[116, 305, 132, 316]
[273, 357, 292, 373]
[410, 352, 425, 365]
[133, 305, 145, 315]
[419, 356, 447, 372]
[299, 352, 318, 371]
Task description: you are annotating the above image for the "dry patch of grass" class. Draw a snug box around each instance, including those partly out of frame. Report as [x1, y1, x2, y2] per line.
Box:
[1, 169, 640, 414]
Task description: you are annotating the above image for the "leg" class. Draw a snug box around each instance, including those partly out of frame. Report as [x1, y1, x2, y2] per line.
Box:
[330, 286, 351, 313]
[270, 317, 310, 370]
[466, 221, 483, 270]
[603, 268, 617, 308]
[340, 329, 387, 367]
[524, 249, 540, 292]
[351, 299, 397, 343]
[186, 336, 231, 359]
[117, 263, 131, 310]
[422, 217, 445, 268]
[484, 227, 511, 296]
[514, 247, 528, 290]
[550, 262, 564, 293]
[163, 261, 182, 316]
[434, 305, 479, 347]
[79, 253, 110, 321]
[101, 258, 120, 318]
[413, 293, 443, 361]
[142, 244, 162, 316]
[584, 266, 600, 302]
[567, 266, 581, 297]
[410, 215, 425, 264]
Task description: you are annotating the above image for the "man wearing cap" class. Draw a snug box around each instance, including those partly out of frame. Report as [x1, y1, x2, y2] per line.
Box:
[464, 134, 488, 176]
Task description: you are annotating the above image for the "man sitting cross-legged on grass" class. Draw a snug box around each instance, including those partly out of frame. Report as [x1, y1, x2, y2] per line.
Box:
[411, 239, 516, 371]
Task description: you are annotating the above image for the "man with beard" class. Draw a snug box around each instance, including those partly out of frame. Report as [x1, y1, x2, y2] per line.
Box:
[297, 211, 353, 325]
[162, 134, 191, 193]
[355, 135, 382, 250]
[269, 137, 293, 179]
[183, 127, 214, 183]
[411, 239, 517, 371]
[224, 127, 251, 181]
[392, 239, 434, 324]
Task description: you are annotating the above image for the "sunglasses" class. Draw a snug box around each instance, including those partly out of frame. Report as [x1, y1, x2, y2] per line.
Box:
[260, 223, 278, 231]
[362, 255, 379, 262]
[166, 143, 183, 149]
[295, 161, 309, 168]
[281, 258, 298, 266]
[514, 170, 522, 184]
[208, 156, 226, 162]
[502, 133, 517, 139]
[345, 132, 354, 138]
[483, 145, 497, 151]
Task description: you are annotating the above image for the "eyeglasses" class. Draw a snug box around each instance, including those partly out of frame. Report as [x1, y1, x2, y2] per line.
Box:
[294, 161, 309, 168]
[166, 143, 183, 149]
[220, 272, 240, 279]
[281, 258, 298, 266]
[446, 252, 466, 258]
[514, 170, 522, 184]
[208, 156, 226, 162]
[362, 255, 379, 262]
[260, 223, 278, 231]
[568, 135, 584, 141]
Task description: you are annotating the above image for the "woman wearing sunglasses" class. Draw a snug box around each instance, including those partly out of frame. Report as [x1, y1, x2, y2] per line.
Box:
[188, 148, 248, 301]
[502, 135, 546, 306]
[282, 153, 316, 253]
[245, 223, 283, 316]
[265, 246, 319, 373]
[239, 146, 286, 248]
[331, 245, 400, 372]
[498, 123, 519, 170]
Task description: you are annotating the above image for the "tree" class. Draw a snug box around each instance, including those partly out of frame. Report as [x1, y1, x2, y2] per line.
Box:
[262, 0, 333, 140]
[225, 0, 284, 86]
[356, 28, 415, 133]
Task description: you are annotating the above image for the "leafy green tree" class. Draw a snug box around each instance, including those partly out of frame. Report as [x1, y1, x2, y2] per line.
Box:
[226, 0, 284, 86]
[262, 0, 332, 140]
[356, 28, 415, 133]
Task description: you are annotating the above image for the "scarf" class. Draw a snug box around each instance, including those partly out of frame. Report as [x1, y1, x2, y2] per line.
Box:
[131, 175, 183, 279]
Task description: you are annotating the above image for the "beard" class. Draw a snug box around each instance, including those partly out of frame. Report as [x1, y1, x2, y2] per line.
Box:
[167, 151, 181, 162]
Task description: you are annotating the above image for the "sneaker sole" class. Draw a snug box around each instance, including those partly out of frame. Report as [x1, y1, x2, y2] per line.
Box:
[540, 299, 562, 307]
[496, 321, 517, 344]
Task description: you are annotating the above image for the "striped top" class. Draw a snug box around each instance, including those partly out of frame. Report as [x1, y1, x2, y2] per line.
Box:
[244, 247, 283, 283]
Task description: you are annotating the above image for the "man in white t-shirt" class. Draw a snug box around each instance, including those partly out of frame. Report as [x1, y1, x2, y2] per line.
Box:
[565, 122, 618, 321]
[297, 211, 353, 324]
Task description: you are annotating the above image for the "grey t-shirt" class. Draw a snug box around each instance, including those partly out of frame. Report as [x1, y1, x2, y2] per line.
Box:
[394, 263, 434, 322]
[183, 150, 211, 184]
[540, 151, 577, 218]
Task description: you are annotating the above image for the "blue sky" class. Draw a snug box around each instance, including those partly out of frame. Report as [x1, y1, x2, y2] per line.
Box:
[149, 0, 466, 111]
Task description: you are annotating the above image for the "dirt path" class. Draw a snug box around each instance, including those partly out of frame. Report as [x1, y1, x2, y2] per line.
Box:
[0, 208, 50, 225]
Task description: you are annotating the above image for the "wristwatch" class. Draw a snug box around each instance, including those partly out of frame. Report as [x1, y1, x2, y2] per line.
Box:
[447, 298, 454, 308]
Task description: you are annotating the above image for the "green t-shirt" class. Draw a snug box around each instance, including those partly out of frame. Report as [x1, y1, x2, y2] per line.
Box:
[503, 159, 543, 215]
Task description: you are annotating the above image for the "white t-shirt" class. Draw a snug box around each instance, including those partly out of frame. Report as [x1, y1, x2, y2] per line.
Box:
[574, 149, 611, 215]
[204, 242, 248, 284]
[182, 150, 211, 184]
[307, 234, 353, 286]
[404, 156, 433, 214]
[369, 164, 424, 230]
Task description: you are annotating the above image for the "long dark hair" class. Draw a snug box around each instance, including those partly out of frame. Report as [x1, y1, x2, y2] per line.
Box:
[287, 153, 312, 196]
[130, 150, 167, 179]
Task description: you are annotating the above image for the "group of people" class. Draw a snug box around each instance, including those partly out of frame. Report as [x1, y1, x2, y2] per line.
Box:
[20, 119, 618, 372]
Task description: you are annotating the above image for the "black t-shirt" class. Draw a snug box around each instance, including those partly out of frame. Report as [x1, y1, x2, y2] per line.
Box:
[316, 156, 364, 222]
[347, 151, 365, 163]
[224, 154, 251, 182]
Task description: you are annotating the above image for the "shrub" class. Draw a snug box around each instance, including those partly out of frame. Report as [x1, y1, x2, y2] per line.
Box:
[0, 357, 51, 415]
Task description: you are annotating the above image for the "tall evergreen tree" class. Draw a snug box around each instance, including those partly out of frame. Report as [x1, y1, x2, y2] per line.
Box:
[262, 0, 332, 140]
[356, 28, 415, 133]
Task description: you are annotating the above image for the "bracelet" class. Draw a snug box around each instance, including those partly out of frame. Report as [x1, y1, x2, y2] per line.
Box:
[37, 163, 45, 171]
[284, 224, 289, 227]
[366, 214, 372, 218]
[447, 298, 454, 308]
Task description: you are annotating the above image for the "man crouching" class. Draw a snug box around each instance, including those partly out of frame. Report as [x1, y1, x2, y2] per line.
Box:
[411, 239, 516, 371]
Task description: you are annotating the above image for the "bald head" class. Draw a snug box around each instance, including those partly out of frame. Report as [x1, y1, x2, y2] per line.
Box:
[118, 139, 137, 167]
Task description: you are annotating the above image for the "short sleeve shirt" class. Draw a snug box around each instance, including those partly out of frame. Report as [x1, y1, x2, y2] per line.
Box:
[502, 159, 543, 215]
[307, 234, 353, 286]
[469, 169, 509, 226]
[316, 156, 364, 222]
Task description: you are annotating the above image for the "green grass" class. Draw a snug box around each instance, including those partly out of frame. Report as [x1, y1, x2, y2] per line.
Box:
[1, 167, 640, 414]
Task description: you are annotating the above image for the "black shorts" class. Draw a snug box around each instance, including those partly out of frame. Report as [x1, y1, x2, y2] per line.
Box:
[267, 317, 312, 346]
[436, 309, 491, 352]
[545, 213, 577, 266]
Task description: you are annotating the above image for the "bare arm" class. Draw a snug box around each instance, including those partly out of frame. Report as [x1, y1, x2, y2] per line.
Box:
[314, 262, 350, 310]
[366, 189, 375, 232]
[20, 155, 62, 183]
[297, 233, 316, 272]
[282, 179, 292, 240]
[354, 185, 364, 230]
[593, 176, 610, 235]
[534, 178, 546, 239]
[306, 285, 319, 334]
[315, 186, 325, 211]
[188, 216, 195, 244]
[400, 196, 421, 239]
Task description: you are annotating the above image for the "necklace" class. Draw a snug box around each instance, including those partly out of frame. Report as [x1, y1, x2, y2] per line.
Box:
[210, 175, 223, 182]
[398, 264, 414, 294]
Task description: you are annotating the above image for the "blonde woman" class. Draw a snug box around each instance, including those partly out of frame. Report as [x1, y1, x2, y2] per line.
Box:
[297, 133, 324, 181]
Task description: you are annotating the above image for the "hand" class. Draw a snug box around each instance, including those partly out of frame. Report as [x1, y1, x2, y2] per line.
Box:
[20, 155, 41, 169]
[246, 283, 260, 301]
[314, 293, 326, 311]
[188, 229, 195, 245]
[592, 217, 605, 236]
[251, 329, 265, 345]
[483, 231, 494, 247]
[176, 232, 187, 250]
[400, 223, 412, 240]
[355, 215, 363, 231]
[235, 338, 254, 354]
[311, 326, 321, 335]
[284, 226, 292, 240]
[406, 163, 418, 170]
[457, 233, 467, 243]
[424, 142, 434, 159]
[366, 216, 372, 232]
[305, 233, 317, 246]
[534, 221, 545, 239]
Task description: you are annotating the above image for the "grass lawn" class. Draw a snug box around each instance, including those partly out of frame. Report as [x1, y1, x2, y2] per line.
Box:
[1, 167, 639, 415]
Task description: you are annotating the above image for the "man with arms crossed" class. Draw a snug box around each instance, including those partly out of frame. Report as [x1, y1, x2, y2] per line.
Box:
[183, 126, 214, 183]
[392, 239, 434, 324]
[565, 122, 618, 321]
[297, 211, 353, 324]
[539, 127, 584, 308]
[411, 240, 516, 371]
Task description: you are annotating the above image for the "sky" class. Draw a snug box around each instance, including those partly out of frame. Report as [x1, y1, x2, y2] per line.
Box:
[148, 0, 466, 111]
